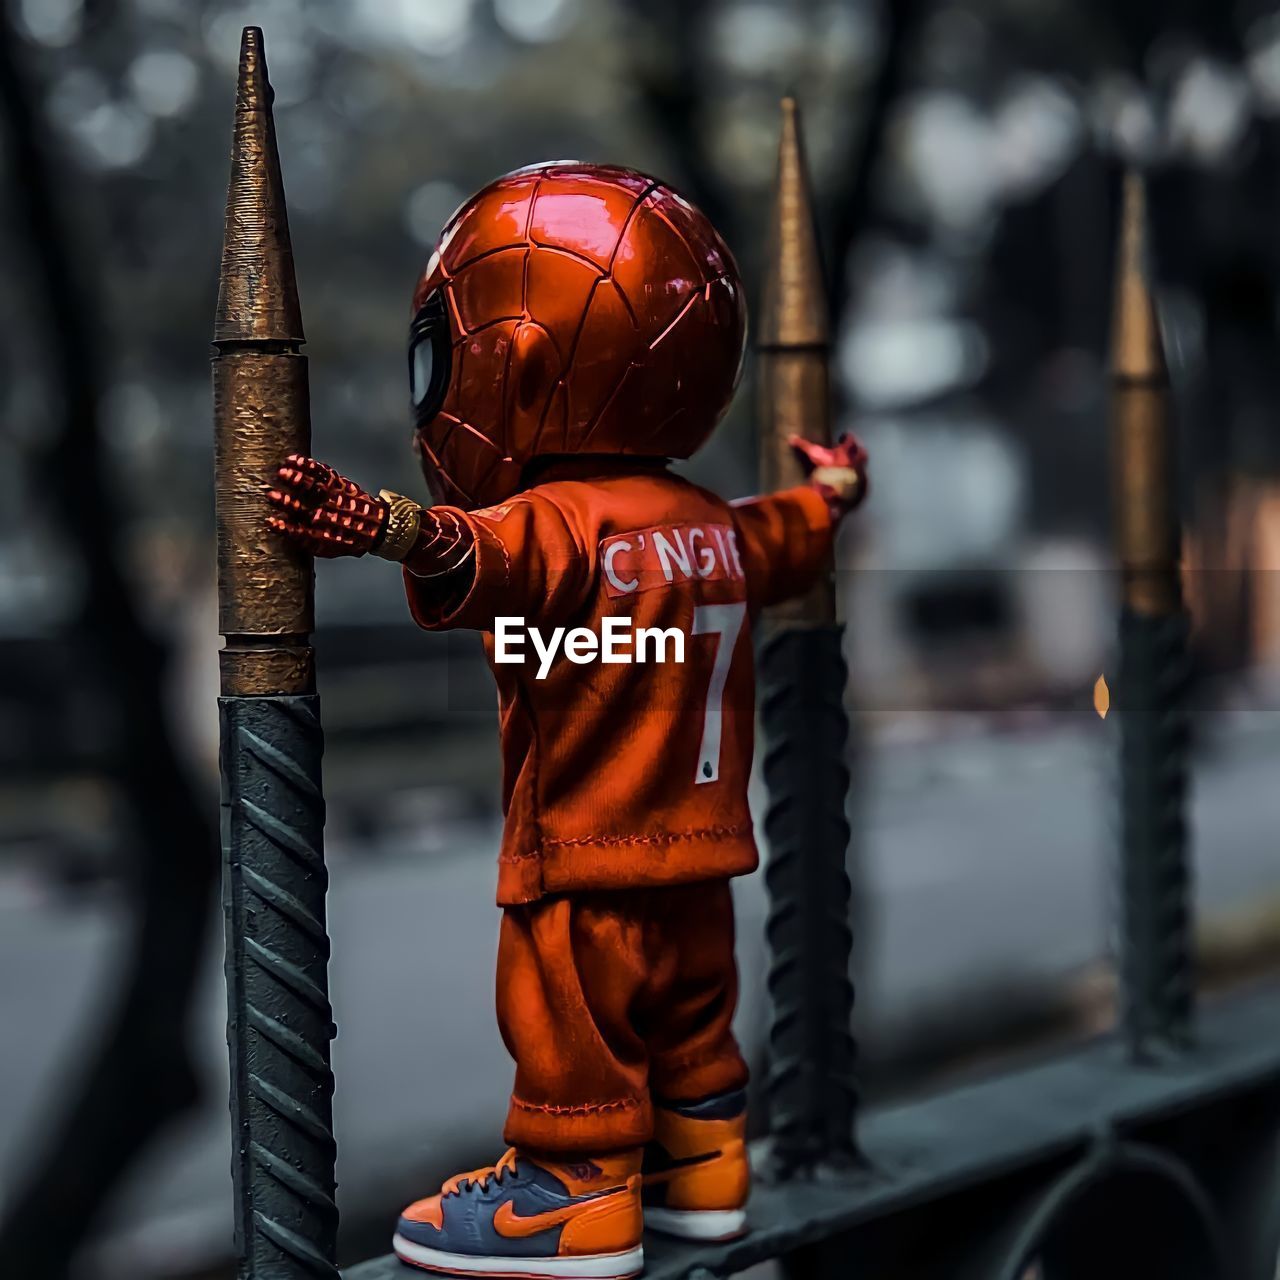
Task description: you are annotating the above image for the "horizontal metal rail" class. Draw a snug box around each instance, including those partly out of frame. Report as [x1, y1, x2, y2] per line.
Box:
[344, 981, 1280, 1280]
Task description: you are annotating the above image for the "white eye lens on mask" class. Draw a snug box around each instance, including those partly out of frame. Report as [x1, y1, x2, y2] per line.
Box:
[411, 339, 433, 407]
[407, 290, 450, 424]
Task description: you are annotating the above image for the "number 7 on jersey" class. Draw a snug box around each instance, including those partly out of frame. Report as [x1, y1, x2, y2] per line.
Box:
[691, 601, 746, 785]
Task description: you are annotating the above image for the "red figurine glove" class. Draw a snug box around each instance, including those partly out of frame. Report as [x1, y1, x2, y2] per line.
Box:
[789, 431, 869, 521]
[267, 454, 389, 557]
[267, 454, 476, 614]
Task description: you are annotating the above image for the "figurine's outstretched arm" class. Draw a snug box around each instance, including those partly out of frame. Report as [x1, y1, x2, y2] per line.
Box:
[267, 454, 591, 631]
[267, 454, 475, 605]
[730, 431, 868, 610]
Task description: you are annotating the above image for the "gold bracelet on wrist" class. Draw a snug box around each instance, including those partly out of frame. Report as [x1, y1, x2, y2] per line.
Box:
[374, 490, 423, 562]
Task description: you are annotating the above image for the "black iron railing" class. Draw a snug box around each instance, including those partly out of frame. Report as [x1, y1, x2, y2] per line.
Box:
[212, 27, 1280, 1280]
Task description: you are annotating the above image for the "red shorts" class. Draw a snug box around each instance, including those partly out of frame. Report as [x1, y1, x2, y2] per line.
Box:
[496, 881, 749, 1153]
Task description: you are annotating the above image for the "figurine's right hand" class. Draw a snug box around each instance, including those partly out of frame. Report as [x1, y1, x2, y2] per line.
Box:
[267, 454, 388, 558]
[789, 431, 869, 520]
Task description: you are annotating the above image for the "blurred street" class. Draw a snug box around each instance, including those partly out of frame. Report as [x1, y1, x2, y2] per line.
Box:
[2, 711, 1277, 1277]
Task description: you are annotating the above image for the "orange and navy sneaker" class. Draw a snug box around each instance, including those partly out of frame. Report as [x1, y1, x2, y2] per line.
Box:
[393, 1147, 643, 1279]
[641, 1088, 749, 1241]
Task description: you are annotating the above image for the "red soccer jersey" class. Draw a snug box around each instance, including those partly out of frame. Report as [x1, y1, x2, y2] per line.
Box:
[404, 465, 833, 905]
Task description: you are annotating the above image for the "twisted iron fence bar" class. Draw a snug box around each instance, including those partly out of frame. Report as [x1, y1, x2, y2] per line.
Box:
[1117, 610, 1194, 1057]
[758, 97, 860, 1175]
[222, 697, 337, 1277]
[761, 626, 857, 1170]
[214, 28, 338, 1278]
[1109, 173, 1195, 1061]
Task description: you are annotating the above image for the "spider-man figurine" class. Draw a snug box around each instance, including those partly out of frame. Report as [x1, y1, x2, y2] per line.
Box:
[268, 163, 867, 1279]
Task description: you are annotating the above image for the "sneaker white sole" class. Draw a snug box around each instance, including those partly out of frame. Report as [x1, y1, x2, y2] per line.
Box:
[392, 1235, 643, 1280]
[643, 1206, 747, 1241]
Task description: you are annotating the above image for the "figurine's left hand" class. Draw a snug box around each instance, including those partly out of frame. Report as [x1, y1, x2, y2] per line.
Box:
[267, 454, 389, 557]
[789, 431, 869, 520]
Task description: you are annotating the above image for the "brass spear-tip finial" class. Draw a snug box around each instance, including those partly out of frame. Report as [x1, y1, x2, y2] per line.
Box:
[759, 95, 828, 350]
[757, 95, 835, 622]
[1109, 169, 1180, 618]
[214, 25, 304, 345]
[1110, 170, 1166, 386]
[213, 25, 313, 693]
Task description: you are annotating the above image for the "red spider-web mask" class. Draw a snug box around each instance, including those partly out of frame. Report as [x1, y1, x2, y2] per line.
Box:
[408, 162, 747, 510]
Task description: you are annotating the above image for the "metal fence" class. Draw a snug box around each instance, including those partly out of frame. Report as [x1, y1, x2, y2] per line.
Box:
[214, 27, 1280, 1280]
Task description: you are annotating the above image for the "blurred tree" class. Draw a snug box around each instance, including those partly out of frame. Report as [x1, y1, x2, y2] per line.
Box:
[0, 7, 218, 1277]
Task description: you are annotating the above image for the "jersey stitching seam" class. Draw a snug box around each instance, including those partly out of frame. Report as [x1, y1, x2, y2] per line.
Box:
[542, 824, 752, 851]
[510, 1095, 643, 1116]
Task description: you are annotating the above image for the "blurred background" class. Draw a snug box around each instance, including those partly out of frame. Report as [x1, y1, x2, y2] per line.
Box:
[1, 0, 1280, 1275]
